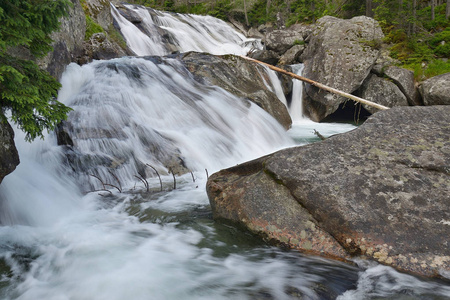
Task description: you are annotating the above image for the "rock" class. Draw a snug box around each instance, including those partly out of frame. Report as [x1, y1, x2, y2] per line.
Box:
[248, 49, 280, 66]
[83, 32, 128, 61]
[38, 0, 86, 79]
[247, 27, 264, 39]
[0, 120, 20, 185]
[180, 52, 292, 129]
[356, 74, 409, 114]
[301, 16, 384, 121]
[420, 73, 450, 106]
[287, 23, 313, 40]
[383, 66, 421, 106]
[207, 106, 450, 278]
[264, 30, 304, 54]
[278, 44, 305, 65]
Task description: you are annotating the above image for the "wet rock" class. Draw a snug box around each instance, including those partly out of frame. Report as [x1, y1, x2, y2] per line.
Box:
[180, 52, 292, 129]
[420, 73, 450, 106]
[356, 74, 409, 114]
[207, 106, 450, 278]
[0, 120, 20, 185]
[301, 16, 384, 121]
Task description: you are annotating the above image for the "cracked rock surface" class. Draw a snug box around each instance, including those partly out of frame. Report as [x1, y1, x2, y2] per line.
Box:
[207, 106, 450, 278]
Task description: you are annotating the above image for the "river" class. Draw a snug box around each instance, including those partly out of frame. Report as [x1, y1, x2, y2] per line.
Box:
[0, 4, 449, 300]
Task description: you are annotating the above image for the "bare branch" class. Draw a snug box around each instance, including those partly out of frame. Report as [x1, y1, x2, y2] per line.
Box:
[146, 164, 163, 192]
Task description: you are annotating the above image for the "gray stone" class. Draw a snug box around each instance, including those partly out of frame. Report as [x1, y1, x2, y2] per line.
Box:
[264, 30, 304, 54]
[0, 120, 20, 185]
[301, 16, 384, 121]
[420, 73, 450, 106]
[37, 0, 86, 79]
[180, 52, 292, 129]
[357, 74, 409, 114]
[279, 44, 305, 65]
[248, 49, 280, 66]
[384, 66, 421, 106]
[207, 106, 450, 278]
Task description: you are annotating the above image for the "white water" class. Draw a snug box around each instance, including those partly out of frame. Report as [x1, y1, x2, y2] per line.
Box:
[55, 57, 293, 191]
[289, 64, 305, 122]
[112, 4, 261, 56]
[1, 6, 450, 300]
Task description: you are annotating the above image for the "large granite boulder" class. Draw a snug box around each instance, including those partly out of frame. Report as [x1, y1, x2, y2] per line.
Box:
[383, 66, 421, 106]
[207, 106, 450, 278]
[420, 73, 450, 106]
[357, 74, 409, 114]
[0, 121, 20, 185]
[301, 16, 384, 121]
[180, 52, 292, 129]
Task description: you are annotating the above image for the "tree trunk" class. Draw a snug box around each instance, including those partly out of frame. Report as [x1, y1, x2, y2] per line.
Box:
[447, 0, 450, 19]
[266, 0, 271, 19]
[431, 0, 435, 20]
[241, 56, 390, 111]
[366, 0, 373, 17]
[244, 0, 249, 26]
[413, 0, 417, 34]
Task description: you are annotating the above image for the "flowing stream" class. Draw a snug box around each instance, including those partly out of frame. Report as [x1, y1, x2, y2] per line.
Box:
[0, 4, 449, 300]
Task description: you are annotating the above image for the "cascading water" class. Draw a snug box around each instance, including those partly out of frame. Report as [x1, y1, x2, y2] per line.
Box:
[112, 4, 262, 56]
[0, 5, 449, 300]
[289, 64, 305, 122]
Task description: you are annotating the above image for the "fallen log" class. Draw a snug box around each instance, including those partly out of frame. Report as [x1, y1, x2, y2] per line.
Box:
[240, 56, 389, 111]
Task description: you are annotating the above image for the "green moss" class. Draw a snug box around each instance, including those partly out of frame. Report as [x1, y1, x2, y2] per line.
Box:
[85, 15, 104, 40]
[108, 25, 127, 50]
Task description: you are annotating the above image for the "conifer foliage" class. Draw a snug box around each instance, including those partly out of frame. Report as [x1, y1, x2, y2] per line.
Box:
[0, 0, 72, 141]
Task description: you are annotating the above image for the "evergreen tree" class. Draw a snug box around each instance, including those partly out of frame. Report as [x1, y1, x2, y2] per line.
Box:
[0, 0, 72, 141]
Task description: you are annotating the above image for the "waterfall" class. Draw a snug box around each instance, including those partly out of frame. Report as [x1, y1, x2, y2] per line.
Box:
[55, 57, 293, 192]
[112, 4, 262, 56]
[0, 6, 447, 300]
[289, 64, 305, 122]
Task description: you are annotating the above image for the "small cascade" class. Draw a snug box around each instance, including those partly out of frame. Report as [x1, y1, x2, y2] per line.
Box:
[289, 64, 306, 122]
[112, 4, 262, 56]
[56, 57, 293, 192]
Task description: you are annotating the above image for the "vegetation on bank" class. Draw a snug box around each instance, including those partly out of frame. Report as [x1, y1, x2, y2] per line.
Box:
[134, 0, 449, 80]
[0, 0, 73, 141]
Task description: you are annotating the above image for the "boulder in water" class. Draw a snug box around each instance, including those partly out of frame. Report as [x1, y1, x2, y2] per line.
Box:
[180, 52, 292, 129]
[301, 16, 384, 121]
[207, 106, 450, 278]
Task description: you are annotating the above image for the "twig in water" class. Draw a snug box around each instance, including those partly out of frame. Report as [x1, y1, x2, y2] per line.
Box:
[190, 170, 196, 183]
[313, 129, 326, 140]
[146, 164, 163, 191]
[205, 168, 209, 179]
[134, 173, 149, 192]
[108, 170, 122, 193]
[169, 168, 176, 190]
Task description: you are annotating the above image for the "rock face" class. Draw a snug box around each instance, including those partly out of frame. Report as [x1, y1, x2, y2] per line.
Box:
[264, 30, 304, 54]
[420, 73, 450, 106]
[207, 106, 450, 278]
[180, 52, 292, 129]
[0, 121, 20, 185]
[301, 16, 384, 121]
[357, 74, 409, 114]
[40, 0, 86, 79]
